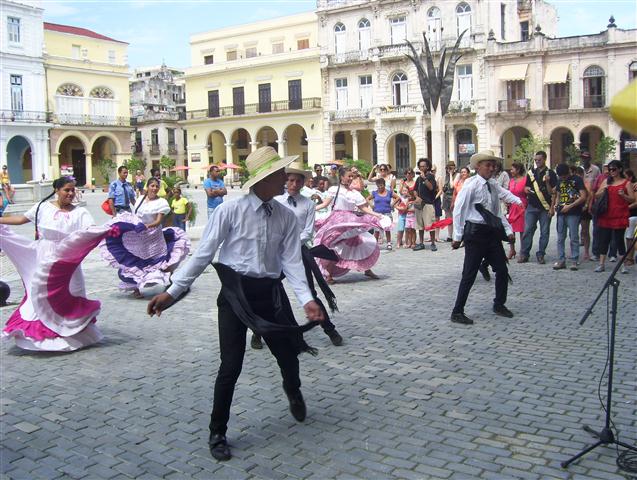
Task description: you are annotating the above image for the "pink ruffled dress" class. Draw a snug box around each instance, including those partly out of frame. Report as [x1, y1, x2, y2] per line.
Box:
[314, 186, 382, 278]
[100, 197, 190, 292]
[1, 202, 108, 351]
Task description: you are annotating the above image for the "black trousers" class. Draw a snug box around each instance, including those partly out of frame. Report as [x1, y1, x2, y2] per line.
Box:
[209, 282, 301, 436]
[452, 223, 509, 314]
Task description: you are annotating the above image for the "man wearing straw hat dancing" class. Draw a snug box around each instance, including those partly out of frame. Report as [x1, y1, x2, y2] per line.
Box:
[147, 146, 324, 461]
[450, 150, 523, 325]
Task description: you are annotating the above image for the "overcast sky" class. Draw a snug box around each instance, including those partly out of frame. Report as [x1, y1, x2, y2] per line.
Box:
[40, 0, 637, 69]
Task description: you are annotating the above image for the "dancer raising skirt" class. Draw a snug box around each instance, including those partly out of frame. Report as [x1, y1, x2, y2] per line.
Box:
[100, 177, 190, 298]
[314, 166, 385, 284]
[0, 176, 112, 351]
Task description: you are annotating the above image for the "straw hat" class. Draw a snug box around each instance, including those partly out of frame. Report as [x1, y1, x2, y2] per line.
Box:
[469, 149, 504, 169]
[285, 161, 312, 180]
[241, 146, 298, 190]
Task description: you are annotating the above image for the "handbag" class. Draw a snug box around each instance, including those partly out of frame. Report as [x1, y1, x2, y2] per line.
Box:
[101, 199, 114, 215]
[591, 189, 608, 218]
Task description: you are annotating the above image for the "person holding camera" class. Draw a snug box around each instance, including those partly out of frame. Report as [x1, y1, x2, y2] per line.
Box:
[413, 158, 437, 251]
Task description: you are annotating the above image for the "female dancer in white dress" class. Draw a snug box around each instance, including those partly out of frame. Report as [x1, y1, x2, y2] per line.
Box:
[0, 176, 107, 351]
[314, 166, 385, 284]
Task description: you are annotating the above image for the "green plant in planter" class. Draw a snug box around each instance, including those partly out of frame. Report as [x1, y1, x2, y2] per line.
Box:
[512, 134, 550, 171]
[343, 157, 373, 177]
[124, 156, 146, 175]
[96, 157, 117, 186]
[564, 145, 581, 165]
[159, 155, 176, 173]
[594, 136, 618, 164]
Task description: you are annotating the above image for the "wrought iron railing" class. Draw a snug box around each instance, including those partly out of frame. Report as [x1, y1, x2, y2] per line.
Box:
[548, 97, 569, 110]
[50, 113, 130, 126]
[583, 95, 605, 108]
[168, 144, 177, 154]
[329, 108, 371, 120]
[0, 109, 49, 122]
[379, 104, 420, 114]
[184, 97, 321, 120]
[328, 50, 371, 65]
[447, 100, 475, 114]
[497, 99, 530, 112]
[149, 145, 160, 155]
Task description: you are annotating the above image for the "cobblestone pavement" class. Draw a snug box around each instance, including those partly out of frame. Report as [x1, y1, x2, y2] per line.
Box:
[1, 191, 636, 479]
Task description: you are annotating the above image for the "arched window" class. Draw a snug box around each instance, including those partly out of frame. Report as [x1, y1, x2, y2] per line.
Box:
[88, 86, 116, 122]
[56, 83, 83, 96]
[456, 2, 472, 39]
[583, 65, 605, 108]
[427, 7, 443, 50]
[392, 72, 408, 106]
[629, 61, 637, 81]
[358, 18, 371, 51]
[334, 22, 346, 54]
[89, 86, 114, 99]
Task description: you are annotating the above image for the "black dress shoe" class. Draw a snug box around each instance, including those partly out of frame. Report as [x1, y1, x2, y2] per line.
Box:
[493, 305, 514, 318]
[208, 434, 231, 461]
[285, 389, 306, 422]
[450, 312, 474, 325]
[250, 333, 263, 350]
[478, 262, 491, 281]
[326, 329, 343, 346]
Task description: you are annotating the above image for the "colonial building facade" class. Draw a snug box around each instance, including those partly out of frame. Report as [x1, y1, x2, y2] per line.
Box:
[315, 0, 636, 174]
[130, 64, 187, 174]
[181, 12, 323, 185]
[0, 0, 51, 183]
[44, 22, 132, 186]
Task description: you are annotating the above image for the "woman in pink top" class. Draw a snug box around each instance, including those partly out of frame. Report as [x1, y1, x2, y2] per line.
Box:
[506, 162, 527, 259]
[450, 167, 470, 211]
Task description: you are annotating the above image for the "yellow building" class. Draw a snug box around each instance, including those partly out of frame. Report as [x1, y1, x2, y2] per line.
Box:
[182, 12, 322, 185]
[44, 22, 132, 186]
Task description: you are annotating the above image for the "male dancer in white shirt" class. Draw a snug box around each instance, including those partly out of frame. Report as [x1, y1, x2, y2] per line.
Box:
[450, 150, 523, 325]
[271, 163, 343, 346]
[147, 147, 324, 462]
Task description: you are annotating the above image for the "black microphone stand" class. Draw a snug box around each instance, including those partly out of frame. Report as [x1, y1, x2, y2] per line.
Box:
[561, 233, 637, 469]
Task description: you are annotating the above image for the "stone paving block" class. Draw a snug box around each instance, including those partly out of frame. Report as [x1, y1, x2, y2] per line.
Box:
[13, 422, 40, 433]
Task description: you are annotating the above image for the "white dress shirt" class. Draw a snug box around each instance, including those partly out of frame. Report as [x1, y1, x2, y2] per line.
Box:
[452, 175, 522, 241]
[327, 185, 366, 211]
[167, 191, 314, 306]
[275, 192, 315, 244]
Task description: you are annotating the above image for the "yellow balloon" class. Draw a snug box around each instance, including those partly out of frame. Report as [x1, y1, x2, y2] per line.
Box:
[610, 79, 637, 136]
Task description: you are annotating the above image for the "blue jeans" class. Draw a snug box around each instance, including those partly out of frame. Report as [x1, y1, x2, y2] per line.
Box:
[556, 214, 580, 262]
[521, 205, 552, 258]
[173, 213, 186, 230]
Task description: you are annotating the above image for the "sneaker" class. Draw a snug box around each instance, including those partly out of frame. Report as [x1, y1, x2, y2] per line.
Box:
[609, 256, 617, 263]
[620, 265, 628, 274]
[250, 333, 263, 350]
[594, 265, 605, 272]
[569, 262, 578, 271]
[386, 243, 392, 251]
[412, 243, 425, 251]
[450, 312, 474, 325]
[552, 261, 566, 270]
[590, 255, 599, 262]
[517, 256, 529, 264]
[493, 304, 514, 318]
[430, 243, 437, 252]
[326, 329, 343, 346]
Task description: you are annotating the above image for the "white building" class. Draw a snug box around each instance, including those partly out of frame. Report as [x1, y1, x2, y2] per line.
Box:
[130, 64, 187, 173]
[317, 0, 636, 173]
[0, 0, 51, 183]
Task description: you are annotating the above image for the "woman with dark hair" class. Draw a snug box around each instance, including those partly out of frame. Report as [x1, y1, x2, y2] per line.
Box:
[574, 166, 594, 261]
[0, 176, 106, 351]
[593, 160, 636, 273]
[100, 177, 190, 298]
[314, 166, 384, 283]
[506, 162, 527, 259]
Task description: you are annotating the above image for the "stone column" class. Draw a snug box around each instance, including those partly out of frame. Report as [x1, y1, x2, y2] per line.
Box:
[249, 141, 258, 153]
[279, 140, 287, 156]
[50, 153, 59, 179]
[84, 153, 93, 187]
[351, 130, 359, 160]
[447, 127, 456, 164]
[225, 143, 234, 182]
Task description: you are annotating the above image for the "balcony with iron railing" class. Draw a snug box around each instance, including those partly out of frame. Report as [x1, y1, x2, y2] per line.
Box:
[329, 108, 371, 121]
[50, 113, 130, 127]
[168, 143, 177, 154]
[447, 100, 476, 115]
[379, 104, 421, 119]
[548, 97, 569, 110]
[0, 110, 50, 123]
[583, 95, 605, 108]
[183, 97, 321, 121]
[149, 144, 160, 155]
[498, 99, 530, 112]
[327, 50, 371, 66]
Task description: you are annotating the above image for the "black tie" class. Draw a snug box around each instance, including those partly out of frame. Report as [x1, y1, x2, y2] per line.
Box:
[486, 181, 492, 194]
[262, 202, 272, 217]
[287, 196, 297, 208]
[123, 182, 130, 207]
